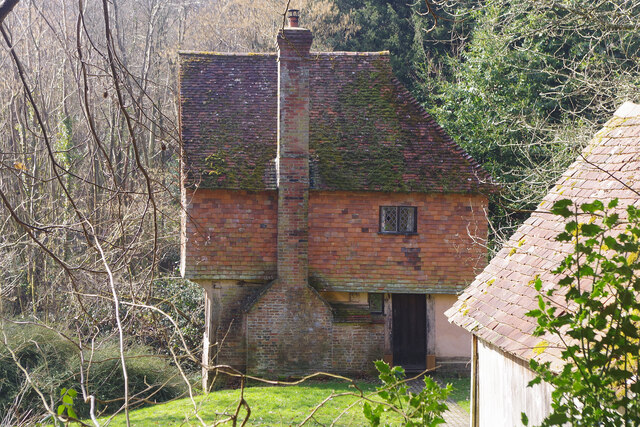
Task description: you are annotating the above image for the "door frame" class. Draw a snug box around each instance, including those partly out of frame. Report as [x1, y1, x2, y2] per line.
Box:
[384, 293, 436, 370]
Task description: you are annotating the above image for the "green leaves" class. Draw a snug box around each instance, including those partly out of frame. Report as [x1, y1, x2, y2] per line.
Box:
[580, 200, 604, 214]
[533, 276, 543, 292]
[57, 387, 78, 420]
[363, 402, 383, 427]
[364, 361, 450, 427]
[525, 198, 640, 426]
[551, 199, 573, 218]
[603, 213, 619, 229]
[546, 413, 568, 424]
[374, 359, 391, 375]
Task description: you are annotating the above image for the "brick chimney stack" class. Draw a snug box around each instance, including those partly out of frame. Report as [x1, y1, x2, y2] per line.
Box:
[245, 15, 332, 375]
[276, 11, 312, 289]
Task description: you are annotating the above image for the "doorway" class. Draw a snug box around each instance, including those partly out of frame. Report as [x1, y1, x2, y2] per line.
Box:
[392, 294, 427, 371]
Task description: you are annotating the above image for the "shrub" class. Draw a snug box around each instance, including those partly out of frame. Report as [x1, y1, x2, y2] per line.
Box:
[0, 323, 77, 421]
[136, 277, 204, 372]
[70, 342, 187, 417]
[0, 321, 188, 422]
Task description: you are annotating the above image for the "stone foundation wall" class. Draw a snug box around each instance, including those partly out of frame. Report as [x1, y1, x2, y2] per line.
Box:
[201, 284, 469, 378]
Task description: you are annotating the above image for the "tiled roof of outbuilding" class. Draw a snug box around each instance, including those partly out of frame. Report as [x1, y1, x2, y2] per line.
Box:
[446, 102, 640, 371]
[179, 51, 494, 193]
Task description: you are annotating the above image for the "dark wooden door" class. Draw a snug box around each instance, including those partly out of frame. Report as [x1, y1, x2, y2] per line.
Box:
[392, 294, 426, 371]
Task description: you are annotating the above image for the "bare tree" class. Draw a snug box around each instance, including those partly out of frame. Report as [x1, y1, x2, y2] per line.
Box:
[0, 1, 362, 424]
[0, 0, 20, 25]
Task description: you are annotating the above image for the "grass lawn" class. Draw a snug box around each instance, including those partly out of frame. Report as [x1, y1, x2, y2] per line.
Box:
[99, 380, 393, 426]
[99, 376, 471, 426]
[438, 376, 471, 413]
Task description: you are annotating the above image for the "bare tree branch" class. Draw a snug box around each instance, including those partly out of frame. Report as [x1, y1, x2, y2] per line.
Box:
[0, 0, 19, 26]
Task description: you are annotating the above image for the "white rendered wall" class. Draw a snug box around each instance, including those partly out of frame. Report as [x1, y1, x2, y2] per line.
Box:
[477, 339, 553, 426]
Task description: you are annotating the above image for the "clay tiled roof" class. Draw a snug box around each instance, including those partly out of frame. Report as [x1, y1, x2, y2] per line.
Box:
[179, 51, 494, 193]
[446, 102, 640, 370]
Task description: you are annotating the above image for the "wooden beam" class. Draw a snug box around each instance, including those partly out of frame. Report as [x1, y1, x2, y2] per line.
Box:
[471, 335, 479, 427]
[202, 282, 220, 391]
[383, 293, 393, 365]
[426, 294, 436, 370]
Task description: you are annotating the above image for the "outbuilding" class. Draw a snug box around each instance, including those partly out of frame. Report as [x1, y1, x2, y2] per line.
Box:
[447, 102, 640, 426]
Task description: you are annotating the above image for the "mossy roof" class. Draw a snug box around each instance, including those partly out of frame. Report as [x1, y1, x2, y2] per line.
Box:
[179, 51, 494, 193]
[446, 102, 640, 371]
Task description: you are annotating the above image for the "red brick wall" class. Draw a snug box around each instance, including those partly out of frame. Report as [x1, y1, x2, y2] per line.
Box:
[246, 282, 333, 376]
[308, 191, 488, 293]
[276, 26, 311, 290]
[332, 322, 384, 374]
[181, 189, 277, 280]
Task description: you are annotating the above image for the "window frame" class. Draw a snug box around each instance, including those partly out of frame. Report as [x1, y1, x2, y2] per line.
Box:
[379, 205, 418, 235]
[368, 293, 384, 314]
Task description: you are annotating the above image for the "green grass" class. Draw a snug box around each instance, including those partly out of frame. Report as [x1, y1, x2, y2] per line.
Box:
[438, 376, 471, 413]
[98, 380, 397, 426]
[98, 376, 471, 425]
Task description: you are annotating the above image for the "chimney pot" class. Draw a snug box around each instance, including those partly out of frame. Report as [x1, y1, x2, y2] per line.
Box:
[287, 9, 299, 27]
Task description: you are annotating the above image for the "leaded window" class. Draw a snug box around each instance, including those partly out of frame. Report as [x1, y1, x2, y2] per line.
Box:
[379, 206, 417, 234]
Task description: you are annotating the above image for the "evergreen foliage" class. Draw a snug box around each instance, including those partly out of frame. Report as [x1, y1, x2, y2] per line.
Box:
[419, 0, 640, 244]
[0, 322, 187, 422]
[329, 0, 474, 90]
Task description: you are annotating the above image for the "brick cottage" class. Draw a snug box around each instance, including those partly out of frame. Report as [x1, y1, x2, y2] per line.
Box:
[179, 11, 495, 383]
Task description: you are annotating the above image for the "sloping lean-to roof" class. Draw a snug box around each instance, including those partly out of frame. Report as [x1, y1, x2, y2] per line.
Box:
[446, 102, 640, 370]
[179, 51, 494, 193]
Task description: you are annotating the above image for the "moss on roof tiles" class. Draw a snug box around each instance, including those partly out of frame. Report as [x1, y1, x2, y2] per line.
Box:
[179, 51, 494, 193]
[311, 67, 407, 191]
